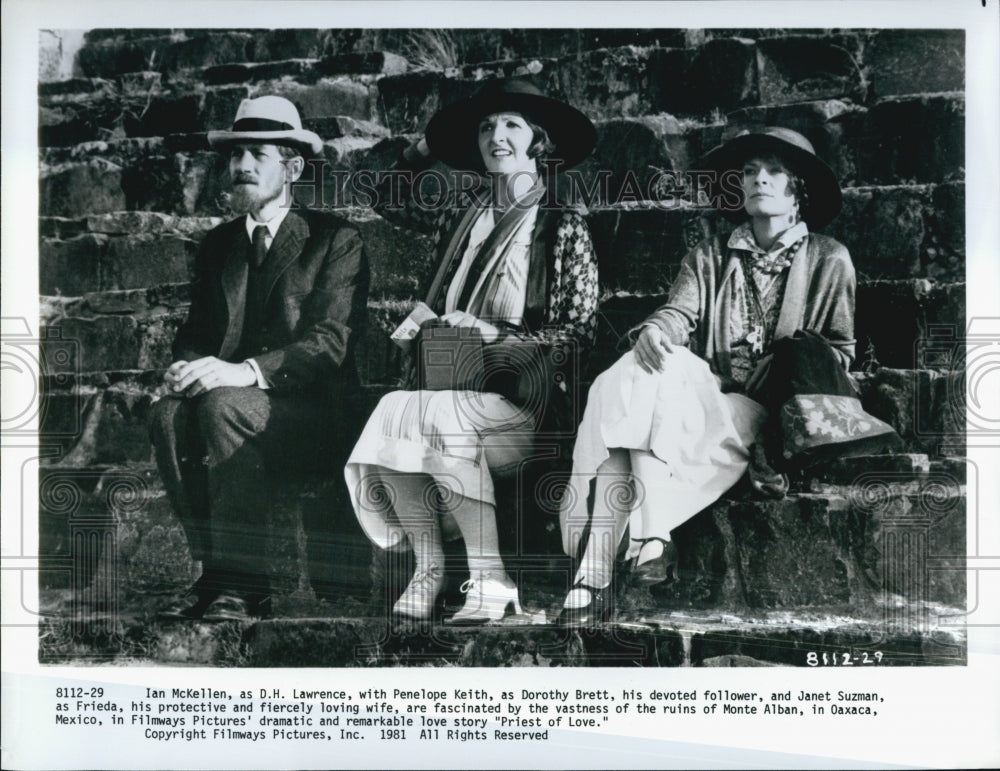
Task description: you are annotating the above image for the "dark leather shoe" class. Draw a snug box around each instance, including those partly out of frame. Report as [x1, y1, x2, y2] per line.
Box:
[555, 582, 613, 627]
[202, 593, 272, 622]
[158, 589, 218, 621]
[631, 539, 679, 587]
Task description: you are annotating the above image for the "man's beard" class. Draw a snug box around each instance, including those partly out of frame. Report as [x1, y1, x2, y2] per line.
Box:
[226, 180, 288, 216]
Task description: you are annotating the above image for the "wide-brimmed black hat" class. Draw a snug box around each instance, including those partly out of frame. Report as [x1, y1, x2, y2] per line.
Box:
[425, 78, 596, 173]
[696, 126, 843, 229]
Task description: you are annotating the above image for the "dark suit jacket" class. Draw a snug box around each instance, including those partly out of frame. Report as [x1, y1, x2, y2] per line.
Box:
[173, 207, 370, 396]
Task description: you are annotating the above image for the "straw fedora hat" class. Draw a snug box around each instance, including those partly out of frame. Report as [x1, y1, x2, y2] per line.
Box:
[425, 78, 596, 173]
[697, 126, 843, 229]
[207, 95, 324, 157]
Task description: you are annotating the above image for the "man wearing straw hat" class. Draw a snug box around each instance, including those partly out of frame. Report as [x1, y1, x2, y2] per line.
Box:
[149, 96, 370, 622]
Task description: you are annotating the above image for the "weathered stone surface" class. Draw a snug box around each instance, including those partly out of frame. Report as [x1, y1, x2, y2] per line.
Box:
[93, 385, 156, 464]
[118, 70, 164, 94]
[357, 300, 410, 386]
[249, 29, 336, 62]
[852, 95, 964, 185]
[756, 35, 866, 105]
[137, 312, 186, 370]
[77, 289, 149, 315]
[40, 235, 107, 296]
[540, 47, 654, 119]
[41, 601, 965, 666]
[856, 368, 964, 455]
[266, 79, 374, 122]
[586, 207, 717, 293]
[797, 453, 932, 492]
[174, 150, 230, 216]
[41, 233, 194, 298]
[854, 280, 965, 369]
[162, 132, 212, 153]
[40, 159, 126, 217]
[39, 97, 126, 146]
[926, 182, 965, 280]
[126, 93, 203, 137]
[76, 34, 175, 78]
[203, 59, 315, 85]
[159, 32, 255, 73]
[146, 283, 193, 310]
[104, 234, 196, 289]
[200, 85, 252, 134]
[868, 30, 964, 99]
[377, 72, 451, 135]
[858, 491, 966, 609]
[39, 388, 93, 451]
[830, 187, 926, 279]
[831, 184, 963, 281]
[84, 211, 222, 237]
[588, 116, 693, 205]
[40, 217, 88, 240]
[657, 38, 758, 116]
[721, 496, 860, 608]
[47, 316, 141, 373]
[41, 135, 163, 167]
[341, 208, 435, 295]
[690, 625, 964, 667]
[316, 51, 409, 77]
[307, 115, 390, 140]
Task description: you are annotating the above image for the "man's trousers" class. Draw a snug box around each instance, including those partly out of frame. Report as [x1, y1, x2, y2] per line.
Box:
[148, 386, 346, 597]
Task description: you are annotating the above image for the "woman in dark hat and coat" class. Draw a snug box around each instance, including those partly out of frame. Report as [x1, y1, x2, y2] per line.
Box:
[558, 126, 899, 626]
[345, 79, 599, 624]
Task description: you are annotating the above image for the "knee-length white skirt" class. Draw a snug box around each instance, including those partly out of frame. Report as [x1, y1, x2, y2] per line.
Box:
[345, 389, 535, 550]
[559, 348, 767, 558]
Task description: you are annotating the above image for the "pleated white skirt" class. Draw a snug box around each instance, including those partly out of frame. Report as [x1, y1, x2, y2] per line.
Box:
[559, 349, 767, 558]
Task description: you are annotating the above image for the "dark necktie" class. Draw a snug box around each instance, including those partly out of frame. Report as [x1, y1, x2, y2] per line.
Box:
[249, 224, 268, 268]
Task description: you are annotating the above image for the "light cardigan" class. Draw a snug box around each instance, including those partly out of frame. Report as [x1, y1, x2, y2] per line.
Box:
[642, 229, 857, 380]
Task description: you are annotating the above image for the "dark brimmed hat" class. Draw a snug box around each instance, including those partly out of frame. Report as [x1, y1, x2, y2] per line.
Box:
[208, 95, 323, 157]
[697, 126, 842, 229]
[425, 78, 597, 172]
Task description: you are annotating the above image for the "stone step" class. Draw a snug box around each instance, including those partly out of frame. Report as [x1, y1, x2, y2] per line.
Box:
[36, 268, 963, 386]
[45, 49, 964, 187]
[374, 36, 961, 128]
[38, 357, 964, 468]
[60, 29, 962, 94]
[40, 78, 382, 148]
[39, 595, 965, 667]
[67, 30, 698, 83]
[38, 176, 966, 290]
[53, 28, 963, 102]
[38, 456, 965, 619]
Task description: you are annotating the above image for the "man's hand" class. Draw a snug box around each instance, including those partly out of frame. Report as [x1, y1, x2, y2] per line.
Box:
[633, 325, 674, 374]
[440, 310, 499, 343]
[164, 357, 256, 397]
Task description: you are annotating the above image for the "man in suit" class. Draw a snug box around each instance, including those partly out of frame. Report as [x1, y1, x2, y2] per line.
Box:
[149, 96, 369, 621]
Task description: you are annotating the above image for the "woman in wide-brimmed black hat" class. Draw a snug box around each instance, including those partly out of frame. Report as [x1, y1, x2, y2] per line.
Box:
[558, 126, 900, 627]
[345, 78, 599, 625]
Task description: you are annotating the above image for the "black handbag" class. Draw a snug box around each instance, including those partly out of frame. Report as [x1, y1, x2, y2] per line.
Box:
[416, 322, 486, 392]
[415, 321, 560, 418]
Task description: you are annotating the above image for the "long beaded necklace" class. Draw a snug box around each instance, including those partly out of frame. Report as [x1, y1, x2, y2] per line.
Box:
[739, 235, 805, 358]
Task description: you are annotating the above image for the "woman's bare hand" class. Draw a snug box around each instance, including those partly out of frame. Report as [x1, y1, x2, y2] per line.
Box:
[440, 310, 499, 343]
[633, 324, 673, 373]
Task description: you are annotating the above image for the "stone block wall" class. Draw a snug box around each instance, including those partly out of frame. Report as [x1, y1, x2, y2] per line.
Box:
[39, 27, 965, 467]
[37, 28, 966, 622]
